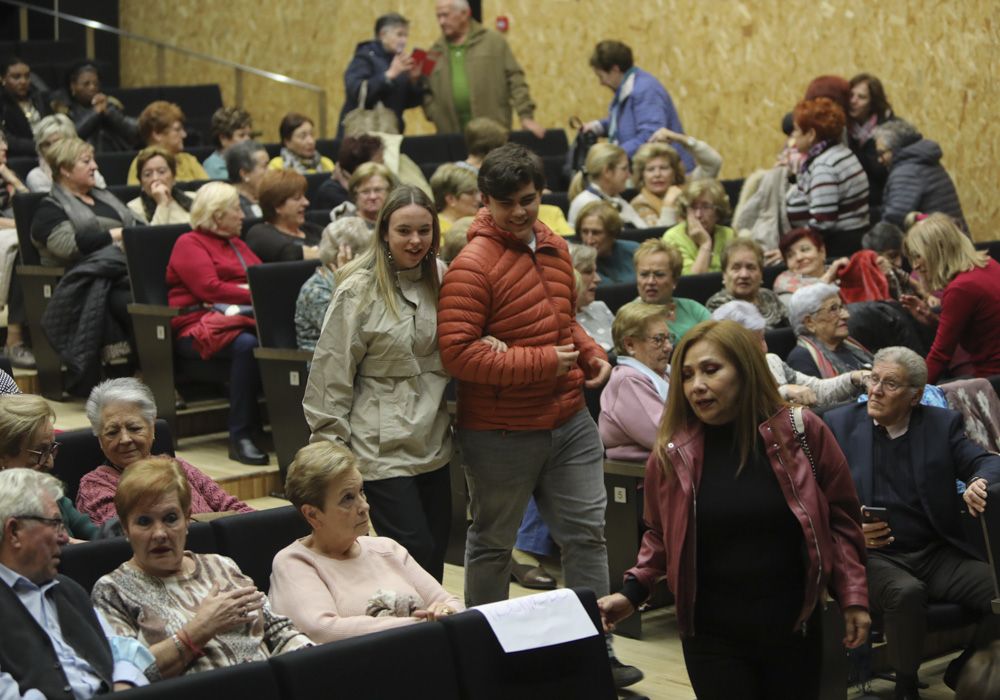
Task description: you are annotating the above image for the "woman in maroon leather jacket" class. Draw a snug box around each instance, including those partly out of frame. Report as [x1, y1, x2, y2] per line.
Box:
[599, 320, 870, 700]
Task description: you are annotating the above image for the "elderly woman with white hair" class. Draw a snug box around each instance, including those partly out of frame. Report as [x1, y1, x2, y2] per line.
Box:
[167, 181, 270, 464]
[786, 282, 873, 379]
[295, 217, 372, 352]
[76, 377, 253, 525]
[712, 300, 868, 408]
[25, 113, 108, 193]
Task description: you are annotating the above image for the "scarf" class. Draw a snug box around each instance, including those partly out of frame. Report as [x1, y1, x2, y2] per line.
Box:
[608, 67, 638, 143]
[139, 186, 193, 222]
[280, 146, 328, 174]
[795, 333, 871, 379]
[798, 140, 832, 175]
[48, 182, 136, 238]
[617, 356, 669, 402]
[849, 113, 878, 146]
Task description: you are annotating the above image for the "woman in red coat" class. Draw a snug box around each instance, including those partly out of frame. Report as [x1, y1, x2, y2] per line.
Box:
[599, 320, 870, 700]
[166, 182, 267, 465]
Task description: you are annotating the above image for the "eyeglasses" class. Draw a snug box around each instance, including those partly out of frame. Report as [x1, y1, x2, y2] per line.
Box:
[358, 187, 388, 197]
[815, 302, 847, 317]
[645, 334, 672, 348]
[864, 375, 912, 393]
[689, 203, 716, 213]
[13, 515, 67, 534]
[637, 270, 671, 281]
[26, 441, 60, 466]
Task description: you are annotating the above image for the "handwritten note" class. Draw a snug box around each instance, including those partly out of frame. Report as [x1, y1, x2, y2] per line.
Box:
[474, 589, 599, 653]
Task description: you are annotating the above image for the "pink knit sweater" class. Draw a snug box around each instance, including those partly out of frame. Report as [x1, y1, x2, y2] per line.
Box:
[76, 456, 254, 525]
[268, 536, 463, 644]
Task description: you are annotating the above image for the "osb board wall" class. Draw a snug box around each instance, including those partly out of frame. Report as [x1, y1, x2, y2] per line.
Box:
[118, 1, 998, 239]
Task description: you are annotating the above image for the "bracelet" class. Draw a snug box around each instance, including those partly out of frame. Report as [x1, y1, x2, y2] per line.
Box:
[176, 628, 205, 659]
[171, 634, 185, 659]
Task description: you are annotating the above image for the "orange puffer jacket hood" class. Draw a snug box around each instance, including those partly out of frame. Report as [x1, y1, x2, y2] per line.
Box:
[437, 209, 606, 430]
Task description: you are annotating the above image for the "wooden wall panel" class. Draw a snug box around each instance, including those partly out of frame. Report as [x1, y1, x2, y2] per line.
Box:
[118, 0, 998, 238]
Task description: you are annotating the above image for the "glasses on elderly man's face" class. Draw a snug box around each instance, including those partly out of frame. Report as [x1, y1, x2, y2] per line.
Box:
[13, 515, 67, 534]
[864, 374, 909, 393]
[26, 441, 60, 466]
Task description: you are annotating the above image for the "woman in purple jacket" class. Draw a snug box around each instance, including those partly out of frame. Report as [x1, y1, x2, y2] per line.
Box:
[599, 301, 673, 461]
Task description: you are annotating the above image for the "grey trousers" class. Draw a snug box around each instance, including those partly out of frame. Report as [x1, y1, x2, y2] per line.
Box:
[459, 408, 609, 607]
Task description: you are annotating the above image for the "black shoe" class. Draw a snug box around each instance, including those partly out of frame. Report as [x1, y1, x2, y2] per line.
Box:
[943, 647, 974, 690]
[609, 656, 643, 689]
[229, 438, 268, 465]
[894, 675, 922, 700]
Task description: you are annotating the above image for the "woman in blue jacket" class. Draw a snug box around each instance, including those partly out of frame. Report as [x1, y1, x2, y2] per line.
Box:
[337, 14, 425, 137]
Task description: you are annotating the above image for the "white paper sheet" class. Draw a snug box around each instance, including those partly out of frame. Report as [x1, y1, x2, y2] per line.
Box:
[474, 588, 599, 653]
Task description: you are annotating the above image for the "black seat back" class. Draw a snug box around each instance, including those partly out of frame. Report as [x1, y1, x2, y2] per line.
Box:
[541, 191, 569, 216]
[248, 260, 320, 349]
[619, 226, 667, 244]
[106, 184, 141, 204]
[595, 282, 636, 315]
[269, 623, 461, 700]
[116, 659, 280, 700]
[764, 327, 798, 362]
[95, 151, 137, 187]
[210, 506, 310, 592]
[401, 134, 464, 164]
[12, 192, 48, 266]
[59, 521, 214, 594]
[53, 419, 175, 504]
[763, 262, 787, 290]
[304, 173, 330, 206]
[122, 224, 190, 305]
[674, 272, 723, 306]
[509, 129, 570, 157]
[440, 588, 616, 700]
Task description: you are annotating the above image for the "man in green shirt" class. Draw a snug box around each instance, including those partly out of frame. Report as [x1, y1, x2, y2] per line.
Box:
[425, 0, 545, 137]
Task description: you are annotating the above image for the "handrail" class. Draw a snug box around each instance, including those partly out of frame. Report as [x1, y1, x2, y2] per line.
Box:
[3, 0, 328, 135]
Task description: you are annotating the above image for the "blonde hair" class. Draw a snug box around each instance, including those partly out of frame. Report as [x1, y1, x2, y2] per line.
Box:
[348, 162, 396, 199]
[903, 213, 988, 291]
[634, 238, 683, 281]
[676, 179, 731, 221]
[656, 320, 784, 476]
[631, 142, 684, 190]
[46, 136, 93, 176]
[285, 441, 359, 516]
[612, 301, 671, 356]
[575, 199, 623, 236]
[568, 142, 627, 200]
[115, 457, 192, 526]
[33, 114, 76, 156]
[569, 241, 598, 272]
[440, 216, 473, 264]
[0, 395, 54, 458]
[190, 181, 240, 230]
[319, 218, 372, 267]
[429, 163, 478, 211]
[337, 185, 440, 318]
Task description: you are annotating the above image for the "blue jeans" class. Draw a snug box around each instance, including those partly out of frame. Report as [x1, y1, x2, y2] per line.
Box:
[459, 408, 608, 606]
[516, 497, 557, 557]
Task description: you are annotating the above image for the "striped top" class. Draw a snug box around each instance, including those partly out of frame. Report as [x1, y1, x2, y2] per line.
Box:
[786, 143, 870, 232]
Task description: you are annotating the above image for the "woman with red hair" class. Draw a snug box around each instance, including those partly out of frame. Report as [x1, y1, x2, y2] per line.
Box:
[786, 97, 870, 257]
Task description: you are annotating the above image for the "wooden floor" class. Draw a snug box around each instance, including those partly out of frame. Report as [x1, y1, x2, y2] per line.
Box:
[43, 393, 961, 699]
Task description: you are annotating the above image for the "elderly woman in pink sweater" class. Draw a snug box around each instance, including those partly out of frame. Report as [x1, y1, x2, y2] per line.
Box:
[599, 301, 673, 461]
[269, 442, 463, 643]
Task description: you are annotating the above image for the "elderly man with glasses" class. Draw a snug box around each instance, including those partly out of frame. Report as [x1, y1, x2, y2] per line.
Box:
[0, 468, 152, 698]
[824, 346, 1000, 699]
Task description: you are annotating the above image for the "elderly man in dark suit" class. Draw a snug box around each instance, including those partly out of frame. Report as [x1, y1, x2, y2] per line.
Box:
[824, 346, 1000, 699]
[0, 468, 151, 698]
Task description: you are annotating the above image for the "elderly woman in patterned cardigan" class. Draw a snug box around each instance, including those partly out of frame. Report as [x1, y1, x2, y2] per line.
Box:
[93, 458, 311, 678]
[76, 378, 254, 526]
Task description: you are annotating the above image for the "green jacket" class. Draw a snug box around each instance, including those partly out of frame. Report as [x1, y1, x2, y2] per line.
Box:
[59, 495, 98, 540]
[423, 21, 535, 133]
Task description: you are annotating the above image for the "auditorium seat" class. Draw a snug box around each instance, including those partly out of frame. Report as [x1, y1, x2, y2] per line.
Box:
[6, 156, 35, 181]
[974, 240, 1000, 264]
[118, 660, 281, 700]
[618, 226, 667, 244]
[303, 173, 330, 208]
[106, 184, 141, 203]
[541, 191, 569, 216]
[439, 588, 616, 700]
[12, 192, 65, 399]
[59, 522, 215, 594]
[764, 327, 797, 362]
[247, 260, 318, 475]
[509, 129, 570, 158]
[269, 622, 461, 700]
[303, 209, 330, 227]
[720, 178, 745, 212]
[53, 419, 174, 504]
[401, 134, 465, 165]
[763, 262, 787, 290]
[210, 506, 310, 592]
[315, 139, 341, 162]
[595, 282, 636, 315]
[96, 150, 138, 186]
[673, 272, 723, 306]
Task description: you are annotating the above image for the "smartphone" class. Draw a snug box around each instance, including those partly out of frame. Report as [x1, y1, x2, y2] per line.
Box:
[862, 506, 888, 523]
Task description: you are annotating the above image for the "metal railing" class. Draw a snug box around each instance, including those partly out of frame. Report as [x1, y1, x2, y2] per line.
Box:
[4, 0, 328, 135]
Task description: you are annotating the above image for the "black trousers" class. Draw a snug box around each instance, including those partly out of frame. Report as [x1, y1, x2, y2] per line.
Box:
[868, 542, 999, 676]
[363, 465, 452, 582]
[175, 331, 261, 440]
[681, 608, 822, 700]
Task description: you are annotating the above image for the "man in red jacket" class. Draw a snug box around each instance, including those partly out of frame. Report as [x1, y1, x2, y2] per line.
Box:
[438, 143, 641, 688]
